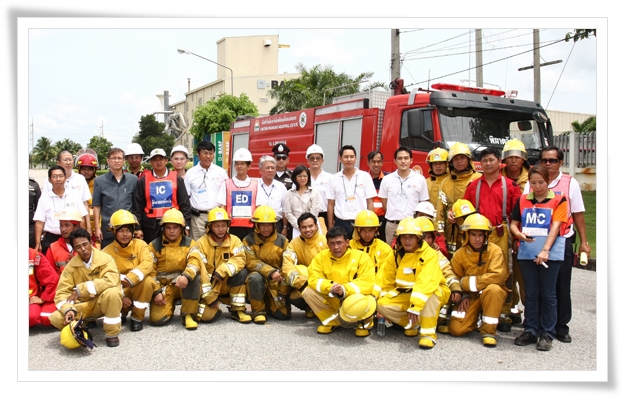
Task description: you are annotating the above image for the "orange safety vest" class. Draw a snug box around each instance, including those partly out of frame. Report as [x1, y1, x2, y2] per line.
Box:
[225, 179, 258, 228]
[518, 193, 569, 237]
[527, 173, 573, 236]
[144, 170, 179, 218]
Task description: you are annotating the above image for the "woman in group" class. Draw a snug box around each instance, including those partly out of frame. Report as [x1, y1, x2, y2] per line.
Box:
[283, 165, 322, 238]
[509, 165, 569, 352]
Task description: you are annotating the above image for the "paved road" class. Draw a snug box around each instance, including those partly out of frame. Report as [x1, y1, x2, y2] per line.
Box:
[25, 267, 600, 381]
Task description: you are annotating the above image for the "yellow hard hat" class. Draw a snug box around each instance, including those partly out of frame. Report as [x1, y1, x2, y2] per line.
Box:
[461, 213, 492, 234]
[502, 138, 528, 161]
[108, 209, 139, 232]
[60, 318, 95, 350]
[354, 210, 380, 228]
[452, 199, 477, 219]
[60, 323, 82, 349]
[206, 208, 230, 228]
[448, 142, 473, 161]
[338, 293, 377, 328]
[426, 147, 449, 163]
[57, 207, 83, 223]
[413, 216, 436, 233]
[251, 205, 278, 223]
[395, 217, 423, 238]
[160, 208, 185, 227]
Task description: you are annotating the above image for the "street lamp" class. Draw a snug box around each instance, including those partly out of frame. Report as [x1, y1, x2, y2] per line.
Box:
[177, 49, 234, 96]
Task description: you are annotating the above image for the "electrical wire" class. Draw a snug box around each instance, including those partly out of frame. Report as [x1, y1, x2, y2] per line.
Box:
[545, 40, 576, 110]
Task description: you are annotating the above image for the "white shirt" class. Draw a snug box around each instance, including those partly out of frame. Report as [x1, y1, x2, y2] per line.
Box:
[379, 169, 430, 221]
[42, 170, 91, 203]
[310, 170, 333, 212]
[216, 175, 254, 207]
[184, 163, 228, 211]
[33, 189, 88, 235]
[256, 179, 288, 218]
[326, 168, 376, 220]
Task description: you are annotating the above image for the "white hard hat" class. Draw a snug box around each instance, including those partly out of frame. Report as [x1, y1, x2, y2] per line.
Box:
[233, 148, 253, 162]
[306, 144, 324, 158]
[170, 145, 189, 158]
[147, 148, 167, 161]
[415, 201, 436, 218]
[125, 143, 144, 156]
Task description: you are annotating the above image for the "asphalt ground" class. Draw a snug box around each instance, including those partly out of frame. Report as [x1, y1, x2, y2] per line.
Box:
[24, 267, 601, 381]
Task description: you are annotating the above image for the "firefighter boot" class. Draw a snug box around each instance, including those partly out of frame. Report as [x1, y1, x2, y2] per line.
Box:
[230, 309, 252, 324]
[419, 336, 436, 350]
[184, 314, 198, 330]
[483, 335, 497, 348]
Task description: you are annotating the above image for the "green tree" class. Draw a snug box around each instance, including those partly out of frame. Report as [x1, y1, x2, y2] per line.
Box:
[267, 63, 386, 114]
[31, 136, 56, 168]
[189, 94, 259, 141]
[54, 138, 83, 156]
[132, 114, 173, 156]
[571, 115, 596, 133]
[565, 29, 596, 42]
[87, 136, 113, 168]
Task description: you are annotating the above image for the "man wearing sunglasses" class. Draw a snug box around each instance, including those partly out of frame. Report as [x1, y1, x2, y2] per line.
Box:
[272, 144, 293, 191]
[524, 145, 591, 344]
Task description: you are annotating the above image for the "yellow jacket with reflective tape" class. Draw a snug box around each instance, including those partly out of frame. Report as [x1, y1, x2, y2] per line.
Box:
[436, 170, 481, 241]
[307, 248, 374, 297]
[349, 237, 393, 275]
[195, 233, 246, 282]
[450, 242, 508, 295]
[102, 238, 154, 288]
[282, 231, 327, 290]
[243, 231, 289, 279]
[148, 234, 202, 288]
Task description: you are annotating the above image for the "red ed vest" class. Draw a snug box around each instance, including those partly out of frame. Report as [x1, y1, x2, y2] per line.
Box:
[518, 193, 570, 237]
[46, 238, 76, 275]
[144, 170, 179, 218]
[225, 179, 258, 228]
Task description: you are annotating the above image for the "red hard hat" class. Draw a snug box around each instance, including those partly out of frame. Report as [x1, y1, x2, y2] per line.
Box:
[77, 153, 98, 168]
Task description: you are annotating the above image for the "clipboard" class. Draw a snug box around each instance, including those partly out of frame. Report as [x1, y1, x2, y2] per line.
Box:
[517, 236, 565, 261]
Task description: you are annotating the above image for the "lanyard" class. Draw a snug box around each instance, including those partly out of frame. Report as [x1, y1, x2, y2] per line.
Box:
[261, 182, 274, 199]
[341, 174, 358, 200]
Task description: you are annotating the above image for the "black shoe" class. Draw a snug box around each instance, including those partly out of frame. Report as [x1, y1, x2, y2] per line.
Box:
[509, 313, 522, 325]
[537, 334, 553, 351]
[106, 337, 120, 347]
[130, 320, 143, 332]
[555, 333, 572, 343]
[514, 331, 537, 346]
[497, 322, 512, 332]
[121, 316, 127, 325]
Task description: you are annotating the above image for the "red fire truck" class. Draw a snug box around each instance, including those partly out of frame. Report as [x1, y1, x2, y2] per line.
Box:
[228, 83, 554, 177]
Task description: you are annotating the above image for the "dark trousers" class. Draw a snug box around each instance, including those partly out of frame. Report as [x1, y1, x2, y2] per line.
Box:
[555, 235, 575, 335]
[520, 259, 562, 339]
[40, 232, 61, 256]
[334, 217, 354, 239]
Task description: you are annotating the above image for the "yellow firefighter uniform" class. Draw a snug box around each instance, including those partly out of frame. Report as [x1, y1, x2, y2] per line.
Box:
[302, 247, 375, 328]
[195, 232, 249, 322]
[448, 241, 509, 342]
[102, 238, 156, 323]
[376, 241, 450, 346]
[148, 233, 203, 325]
[349, 237, 393, 275]
[50, 248, 123, 338]
[282, 230, 327, 309]
[243, 230, 290, 320]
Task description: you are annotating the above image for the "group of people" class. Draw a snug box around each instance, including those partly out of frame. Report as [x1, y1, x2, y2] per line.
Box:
[28, 138, 590, 353]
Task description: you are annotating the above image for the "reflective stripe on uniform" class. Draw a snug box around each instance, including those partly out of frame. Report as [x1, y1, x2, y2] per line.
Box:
[420, 326, 436, 334]
[315, 279, 325, 292]
[322, 312, 339, 326]
[130, 268, 145, 282]
[134, 300, 150, 309]
[469, 276, 477, 292]
[103, 315, 122, 325]
[86, 281, 97, 295]
[412, 291, 429, 303]
[346, 282, 361, 294]
[452, 311, 466, 319]
[482, 315, 499, 324]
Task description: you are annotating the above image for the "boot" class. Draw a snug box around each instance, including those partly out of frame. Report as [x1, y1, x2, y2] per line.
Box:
[184, 314, 198, 330]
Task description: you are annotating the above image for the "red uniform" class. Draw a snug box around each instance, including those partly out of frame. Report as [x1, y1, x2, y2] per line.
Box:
[29, 248, 59, 327]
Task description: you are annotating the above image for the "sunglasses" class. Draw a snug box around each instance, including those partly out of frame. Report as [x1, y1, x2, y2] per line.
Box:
[539, 158, 560, 164]
[275, 155, 288, 160]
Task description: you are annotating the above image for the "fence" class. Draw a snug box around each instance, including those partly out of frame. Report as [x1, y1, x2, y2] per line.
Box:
[552, 131, 596, 190]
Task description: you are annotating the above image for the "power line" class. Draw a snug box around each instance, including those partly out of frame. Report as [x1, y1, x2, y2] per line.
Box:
[545, 40, 576, 110]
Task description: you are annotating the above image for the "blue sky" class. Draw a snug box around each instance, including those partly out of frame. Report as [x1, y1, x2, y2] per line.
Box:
[24, 22, 598, 152]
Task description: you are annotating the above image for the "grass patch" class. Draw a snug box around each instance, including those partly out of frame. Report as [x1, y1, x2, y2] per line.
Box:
[581, 190, 596, 258]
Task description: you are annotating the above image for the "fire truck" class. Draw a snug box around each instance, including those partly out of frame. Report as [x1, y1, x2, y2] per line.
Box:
[228, 82, 554, 177]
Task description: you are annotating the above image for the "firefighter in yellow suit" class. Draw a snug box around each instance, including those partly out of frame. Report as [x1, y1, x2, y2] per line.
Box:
[101, 209, 156, 332]
[243, 205, 290, 324]
[148, 208, 202, 330]
[281, 212, 327, 317]
[448, 214, 509, 347]
[375, 217, 450, 349]
[425, 147, 450, 211]
[435, 142, 481, 257]
[50, 228, 123, 347]
[349, 210, 393, 279]
[302, 226, 376, 337]
[194, 208, 252, 324]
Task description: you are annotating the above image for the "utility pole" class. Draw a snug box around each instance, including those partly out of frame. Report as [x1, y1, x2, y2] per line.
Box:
[29, 119, 34, 152]
[475, 29, 483, 87]
[390, 29, 401, 81]
[518, 29, 562, 105]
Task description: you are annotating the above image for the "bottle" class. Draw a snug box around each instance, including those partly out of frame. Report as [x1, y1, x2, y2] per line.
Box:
[377, 317, 386, 337]
[580, 252, 588, 266]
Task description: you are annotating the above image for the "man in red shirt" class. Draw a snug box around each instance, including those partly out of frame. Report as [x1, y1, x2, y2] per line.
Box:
[462, 147, 521, 332]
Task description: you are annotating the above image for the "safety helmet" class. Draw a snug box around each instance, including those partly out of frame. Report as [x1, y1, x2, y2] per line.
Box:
[426, 147, 449, 163]
[60, 317, 95, 350]
[57, 207, 83, 224]
[413, 216, 436, 233]
[306, 144, 324, 158]
[206, 208, 230, 228]
[502, 138, 528, 161]
[76, 153, 98, 169]
[160, 208, 185, 227]
[147, 148, 167, 161]
[170, 145, 189, 158]
[233, 148, 253, 162]
[338, 293, 377, 329]
[414, 201, 436, 218]
[395, 217, 423, 238]
[452, 199, 477, 219]
[108, 209, 139, 232]
[461, 213, 492, 234]
[251, 205, 278, 223]
[448, 142, 473, 161]
[354, 210, 380, 228]
[125, 143, 144, 156]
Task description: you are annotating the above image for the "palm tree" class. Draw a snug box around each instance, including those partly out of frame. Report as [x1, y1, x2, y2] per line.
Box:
[54, 138, 83, 155]
[570, 116, 596, 133]
[31, 136, 56, 168]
